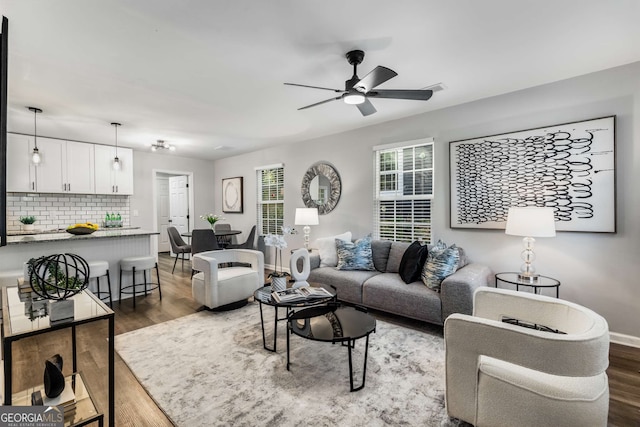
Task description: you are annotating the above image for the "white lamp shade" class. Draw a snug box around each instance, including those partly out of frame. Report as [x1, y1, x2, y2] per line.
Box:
[505, 207, 556, 237]
[294, 208, 319, 226]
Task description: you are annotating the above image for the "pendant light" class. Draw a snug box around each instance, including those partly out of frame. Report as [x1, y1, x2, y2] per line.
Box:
[110, 122, 121, 170]
[27, 107, 42, 165]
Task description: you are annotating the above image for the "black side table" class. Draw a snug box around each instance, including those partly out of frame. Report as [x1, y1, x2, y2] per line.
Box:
[495, 272, 561, 298]
[287, 304, 376, 392]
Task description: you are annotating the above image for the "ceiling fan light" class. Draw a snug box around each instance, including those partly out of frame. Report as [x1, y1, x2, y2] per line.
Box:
[31, 147, 41, 165]
[343, 93, 365, 105]
[151, 139, 175, 152]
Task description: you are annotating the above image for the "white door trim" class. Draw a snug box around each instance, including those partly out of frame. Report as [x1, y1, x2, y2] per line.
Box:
[151, 169, 195, 255]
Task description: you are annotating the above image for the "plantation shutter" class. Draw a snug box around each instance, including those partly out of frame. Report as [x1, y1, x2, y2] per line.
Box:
[256, 164, 284, 235]
[373, 139, 434, 243]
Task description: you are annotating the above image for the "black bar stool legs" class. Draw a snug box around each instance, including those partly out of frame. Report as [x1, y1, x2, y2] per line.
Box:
[119, 256, 162, 308]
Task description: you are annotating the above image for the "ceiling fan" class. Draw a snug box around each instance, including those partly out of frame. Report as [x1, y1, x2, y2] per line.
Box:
[285, 50, 434, 117]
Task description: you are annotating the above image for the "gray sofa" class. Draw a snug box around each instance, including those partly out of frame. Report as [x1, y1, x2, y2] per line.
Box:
[308, 240, 493, 325]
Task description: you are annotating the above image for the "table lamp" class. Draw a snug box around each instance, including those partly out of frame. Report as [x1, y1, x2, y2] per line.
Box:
[505, 207, 556, 283]
[294, 208, 319, 250]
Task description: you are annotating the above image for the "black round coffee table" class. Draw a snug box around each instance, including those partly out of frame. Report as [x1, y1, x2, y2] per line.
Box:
[253, 285, 335, 352]
[287, 304, 376, 392]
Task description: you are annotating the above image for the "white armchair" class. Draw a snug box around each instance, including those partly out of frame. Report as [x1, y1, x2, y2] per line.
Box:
[444, 287, 609, 427]
[192, 249, 264, 309]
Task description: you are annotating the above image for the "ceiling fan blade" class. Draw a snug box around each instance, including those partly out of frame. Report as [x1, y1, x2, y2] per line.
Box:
[356, 98, 377, 116]
[353, 66, 398, 93]
[298, 96, 342, 111]
[284, 83, 344, 93]
[367, 89, 433, 101]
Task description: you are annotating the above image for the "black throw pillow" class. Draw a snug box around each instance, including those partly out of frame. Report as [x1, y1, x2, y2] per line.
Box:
[398, 241, 429, 284]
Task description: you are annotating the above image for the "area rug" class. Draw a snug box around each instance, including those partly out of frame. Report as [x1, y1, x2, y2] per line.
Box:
[114, 303, 468, 426]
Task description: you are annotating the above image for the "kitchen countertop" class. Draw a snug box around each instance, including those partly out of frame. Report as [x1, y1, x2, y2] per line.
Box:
[6, 228, 159, 245]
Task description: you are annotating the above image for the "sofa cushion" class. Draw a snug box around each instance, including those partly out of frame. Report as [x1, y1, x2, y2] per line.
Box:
[308, 267, 379, 304]
[371, 240, 392, 272]
[336, 236, 376, 271]
[422, 243, 461, 292]
[386, 241, 411, 273]
[315, 231, 352, 267]
[398, 241, 429, 284]
[362, 273, 443, 324]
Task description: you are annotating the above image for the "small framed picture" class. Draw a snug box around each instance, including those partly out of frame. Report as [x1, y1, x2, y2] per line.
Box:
[222, 177, 243, 213]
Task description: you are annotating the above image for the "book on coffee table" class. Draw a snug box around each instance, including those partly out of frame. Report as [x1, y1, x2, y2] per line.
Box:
[272, 286, 332, 303]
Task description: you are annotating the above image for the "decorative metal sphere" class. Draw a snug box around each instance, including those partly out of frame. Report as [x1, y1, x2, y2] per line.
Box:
[29, 253, 89, 300]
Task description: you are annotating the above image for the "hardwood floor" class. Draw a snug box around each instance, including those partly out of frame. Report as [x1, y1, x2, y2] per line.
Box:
[8, 253, 640, 426]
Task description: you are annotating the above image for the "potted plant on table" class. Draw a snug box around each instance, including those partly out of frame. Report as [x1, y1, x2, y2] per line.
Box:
[265, 226, 297, 291]
[199, 213, 224, 230]
[19, 215, 37, 232]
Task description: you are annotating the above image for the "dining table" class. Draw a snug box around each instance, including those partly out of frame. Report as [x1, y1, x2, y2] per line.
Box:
[181, 229, 241, 248]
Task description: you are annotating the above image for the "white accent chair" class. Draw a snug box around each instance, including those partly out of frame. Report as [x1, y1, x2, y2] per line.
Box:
[289, 248, 310, 289]
[192, 249, 264, 309]
[444, 287, 609, 427]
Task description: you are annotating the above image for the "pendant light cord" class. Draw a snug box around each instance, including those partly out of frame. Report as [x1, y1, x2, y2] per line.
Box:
[27, 106, 42, 149]
[33, 109, 38, 149]
[111, 122, 121, 156]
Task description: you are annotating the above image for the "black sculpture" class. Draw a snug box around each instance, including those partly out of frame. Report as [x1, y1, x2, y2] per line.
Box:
[44, 354, 65, 398]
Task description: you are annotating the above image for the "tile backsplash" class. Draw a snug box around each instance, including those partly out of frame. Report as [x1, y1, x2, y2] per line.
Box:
[6, 193, 130, 232]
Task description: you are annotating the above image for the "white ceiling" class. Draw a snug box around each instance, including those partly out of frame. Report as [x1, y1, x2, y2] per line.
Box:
[2, 0, 639, 160]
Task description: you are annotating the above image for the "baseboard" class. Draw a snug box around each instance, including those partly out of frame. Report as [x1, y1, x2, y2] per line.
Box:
[609, 332, 640, 348]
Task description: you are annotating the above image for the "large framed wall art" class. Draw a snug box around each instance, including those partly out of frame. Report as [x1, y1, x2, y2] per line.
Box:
[449, 116, 616, 232]
[222, 176, 243, 213]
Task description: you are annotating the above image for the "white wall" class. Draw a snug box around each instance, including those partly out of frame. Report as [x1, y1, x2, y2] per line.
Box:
[212, 61, 640, 339]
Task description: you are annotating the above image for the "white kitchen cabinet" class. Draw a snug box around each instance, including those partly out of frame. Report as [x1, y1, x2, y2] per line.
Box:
[94, 145, 134, 195]
[21, 137, 95, 194]
[6, 135, 68, 193]
[64, 141, 95, 194]
[33, 137, 65, 193]
[6, 133, 36, 192]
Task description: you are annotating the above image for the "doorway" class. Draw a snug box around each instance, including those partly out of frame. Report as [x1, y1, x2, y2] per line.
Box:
[152, 170, 195, 255]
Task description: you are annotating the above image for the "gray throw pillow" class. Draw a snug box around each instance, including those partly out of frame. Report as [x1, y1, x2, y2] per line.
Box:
[371, 240, 392, 272]
[386, 241, 411, 273]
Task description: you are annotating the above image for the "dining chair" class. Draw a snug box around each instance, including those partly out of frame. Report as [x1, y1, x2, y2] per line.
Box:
[214, 223, 233, 247]
[191, 229, 221, 276]
[227, 225, 256, 250]
[167, 226, 192, 274]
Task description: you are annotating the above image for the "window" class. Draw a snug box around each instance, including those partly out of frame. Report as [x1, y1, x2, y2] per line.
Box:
[256, 165, 284, 235]
[373, 139, 434, 243]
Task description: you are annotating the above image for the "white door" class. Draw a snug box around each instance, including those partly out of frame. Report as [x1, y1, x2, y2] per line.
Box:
[157, 177, 171, 253]
[169, 175, 189, 237]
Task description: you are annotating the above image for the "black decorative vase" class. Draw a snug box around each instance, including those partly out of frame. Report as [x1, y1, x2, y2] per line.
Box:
[44, 354, 65, 398]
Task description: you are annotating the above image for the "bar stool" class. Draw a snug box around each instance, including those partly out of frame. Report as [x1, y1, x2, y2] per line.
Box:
[119, 256, 162, 308]
[87, 260, 113, 306]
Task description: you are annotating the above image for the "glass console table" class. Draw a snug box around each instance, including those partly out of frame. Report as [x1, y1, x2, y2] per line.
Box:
[2, 287, 115, 426]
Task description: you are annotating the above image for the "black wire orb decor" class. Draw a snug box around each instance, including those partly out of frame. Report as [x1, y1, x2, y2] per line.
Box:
[28, 253, 90, 300]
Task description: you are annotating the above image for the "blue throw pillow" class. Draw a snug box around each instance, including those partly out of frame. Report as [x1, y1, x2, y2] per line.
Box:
[336, 236, 376, 271]
[421, 241, 461, 292]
